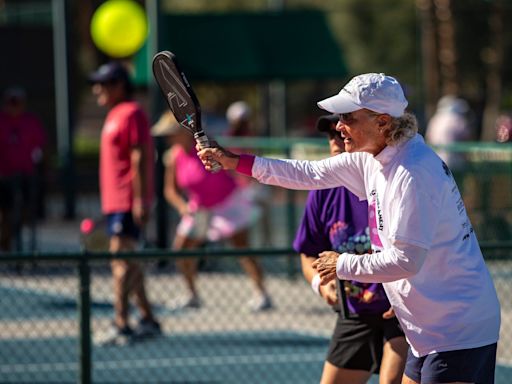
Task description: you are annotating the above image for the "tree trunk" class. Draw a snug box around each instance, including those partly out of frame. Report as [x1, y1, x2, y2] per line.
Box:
[434, 0, 458, 96]
[481, 0, 504, 141]
[417, 0, 439, 119]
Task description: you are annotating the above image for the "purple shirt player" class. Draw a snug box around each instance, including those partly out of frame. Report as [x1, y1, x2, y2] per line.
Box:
[293, 186, 390, 315]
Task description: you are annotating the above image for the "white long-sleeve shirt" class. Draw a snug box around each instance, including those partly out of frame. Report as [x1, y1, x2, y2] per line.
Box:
[242, 134, 500, 357]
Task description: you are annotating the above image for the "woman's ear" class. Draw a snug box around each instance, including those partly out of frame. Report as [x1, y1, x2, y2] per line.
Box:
[377, 115, 392, 131]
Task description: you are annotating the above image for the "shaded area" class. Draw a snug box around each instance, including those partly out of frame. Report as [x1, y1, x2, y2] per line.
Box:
[0, 285, 113, 320]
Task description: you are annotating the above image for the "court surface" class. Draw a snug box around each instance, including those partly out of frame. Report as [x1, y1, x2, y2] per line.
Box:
[1, 277, 512, 384]
[1, 330, 511, 383]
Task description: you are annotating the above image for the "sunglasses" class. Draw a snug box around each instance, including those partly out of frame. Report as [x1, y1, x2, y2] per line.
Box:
[339, 112, 380, 125]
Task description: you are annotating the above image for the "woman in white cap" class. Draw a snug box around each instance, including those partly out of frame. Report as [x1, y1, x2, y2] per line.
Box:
[197, 73, 500, 384]
[153, 112, 273, 312]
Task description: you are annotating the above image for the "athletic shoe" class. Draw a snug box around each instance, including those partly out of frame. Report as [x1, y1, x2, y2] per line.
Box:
[94, 324, 134, 346]
[134, 318, 161, 339]
[248, 294, 273, 312]
[168, 295, 202, 310]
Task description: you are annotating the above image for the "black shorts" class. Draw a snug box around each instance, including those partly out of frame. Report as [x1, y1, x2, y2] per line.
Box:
[326, 314, 405, 373]
[404, 343, 497, 383]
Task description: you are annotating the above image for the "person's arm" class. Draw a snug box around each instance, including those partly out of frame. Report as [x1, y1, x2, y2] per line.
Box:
[313, 241, 428, 284]
[301, 254, 338, 306]
[314, 166, 440, 284]
[163, 148, 188, 216]
[197, 145, 240, 171]
[198, 147, 367, 197]
[131, 145, 148, 226]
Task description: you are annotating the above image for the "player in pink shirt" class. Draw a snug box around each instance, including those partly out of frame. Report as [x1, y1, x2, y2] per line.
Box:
[89, 62, 160, 345]
[152, 112, 272, 312]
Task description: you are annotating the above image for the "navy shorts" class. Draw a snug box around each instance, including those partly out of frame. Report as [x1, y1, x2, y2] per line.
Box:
[404, 343, 497, 383]
[326, 314, 405, 373]
[106, 212, 140, 239]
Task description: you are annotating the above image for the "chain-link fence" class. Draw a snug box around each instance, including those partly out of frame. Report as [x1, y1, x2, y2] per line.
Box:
[1, 141, 511, 383]
[0, 245, 512, 384]
[0, 250, 330, 384]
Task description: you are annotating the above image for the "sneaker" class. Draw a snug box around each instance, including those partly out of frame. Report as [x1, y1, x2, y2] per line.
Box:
[168, 295, 202, 310]
[248, 294, 273, 312]
[94, 324, 134, 346]
[134, 318, 161, 339]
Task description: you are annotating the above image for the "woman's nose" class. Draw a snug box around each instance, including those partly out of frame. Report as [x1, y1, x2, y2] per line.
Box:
[336, 121, 345, 132]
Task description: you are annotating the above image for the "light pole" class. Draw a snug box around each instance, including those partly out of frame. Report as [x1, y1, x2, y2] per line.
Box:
[52, 0, 75, 219]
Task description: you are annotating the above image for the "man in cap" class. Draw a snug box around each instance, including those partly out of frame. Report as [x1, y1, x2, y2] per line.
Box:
[89, 62, 160, 345]
[198, 73, 500, 383]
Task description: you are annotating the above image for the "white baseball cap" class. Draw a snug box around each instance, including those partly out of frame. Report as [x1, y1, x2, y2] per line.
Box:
[317, 73, 408, 117]
[226, 101, 251, 123]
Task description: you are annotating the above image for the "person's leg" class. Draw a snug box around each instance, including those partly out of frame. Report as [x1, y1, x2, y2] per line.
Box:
[175, 258, 199, 297]
[379, 336, 408, 384]
[95, 253, 135, 345]
[96, 213, 159, 344]
[230, 229, 266, 295]
[400, 375, 418, 384]
[230, 228, 272, 311]
[110, 232, 156, 325]
[320, 360, 371, 384]
[173, 234, 204, 302]
[110, 235, 133, 329]
[127, 260, 156, 322]
[126, 256, 161, 336]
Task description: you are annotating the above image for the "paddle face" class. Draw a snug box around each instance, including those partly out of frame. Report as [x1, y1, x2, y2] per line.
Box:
[152, 50, 222, 172]
[152, 51, 201, 135]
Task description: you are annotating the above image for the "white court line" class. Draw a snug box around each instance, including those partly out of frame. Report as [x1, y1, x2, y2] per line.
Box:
[0, 352, 325, 374]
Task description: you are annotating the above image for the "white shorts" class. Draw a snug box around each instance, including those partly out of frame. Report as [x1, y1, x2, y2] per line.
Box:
[176, 188, 261, 242]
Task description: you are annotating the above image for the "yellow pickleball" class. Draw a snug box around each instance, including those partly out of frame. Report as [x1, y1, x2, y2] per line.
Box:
[90, 0, 149, 58]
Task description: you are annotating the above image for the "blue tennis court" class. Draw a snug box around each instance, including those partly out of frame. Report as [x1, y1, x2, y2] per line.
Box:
[2, 268, 512, 383]
[0, 331, 327, 383]
[2, 331, 512, 383]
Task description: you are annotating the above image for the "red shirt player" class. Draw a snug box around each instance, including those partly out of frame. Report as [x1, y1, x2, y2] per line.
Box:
[89, 62, 160, 345]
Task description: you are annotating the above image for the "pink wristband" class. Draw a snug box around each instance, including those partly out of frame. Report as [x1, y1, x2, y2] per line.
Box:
[236, 154, 255, 176]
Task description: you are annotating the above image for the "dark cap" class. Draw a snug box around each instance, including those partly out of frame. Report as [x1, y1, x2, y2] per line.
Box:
[3, 86, 26, 102]
[316, 114, 339, 133]
[88, 62, 131, 84]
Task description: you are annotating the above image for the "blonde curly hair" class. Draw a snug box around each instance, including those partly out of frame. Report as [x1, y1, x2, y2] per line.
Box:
[386, 112, 418, 146]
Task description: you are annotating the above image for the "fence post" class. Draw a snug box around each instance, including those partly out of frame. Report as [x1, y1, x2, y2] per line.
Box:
[78, 256, 91, 384]
[285, 146, 297, 280]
